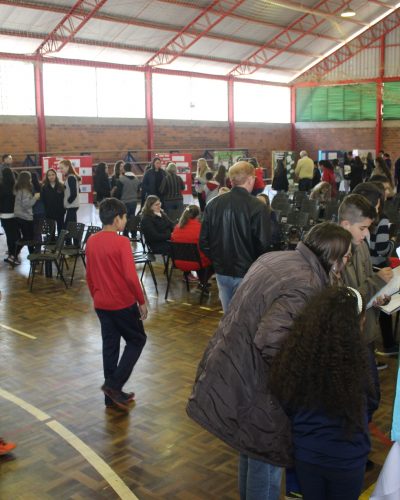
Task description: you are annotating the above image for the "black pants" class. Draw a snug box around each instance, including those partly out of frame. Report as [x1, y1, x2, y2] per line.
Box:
[298, 178, 312, 191]
[367, 342, 380, 421]
[1, 218, 18, 255]
[16, 218, 35, 254]
[64, 207, 78, 245]
[379, 312, 395, 348]
[295, 460, 365, 500]
[96, 304, 147, 404]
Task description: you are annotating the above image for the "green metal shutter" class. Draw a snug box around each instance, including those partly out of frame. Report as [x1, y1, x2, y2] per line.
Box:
[383, 82, 400, 120]
[327, 86, 344, 120]
[296, 87, 313, 121]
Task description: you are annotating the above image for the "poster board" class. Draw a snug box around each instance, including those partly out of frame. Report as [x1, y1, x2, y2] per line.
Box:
[42, 156, 93, 204]
[318, 150, 346, 166]
[213, 151, 247, 169]
[271, 151, 296, 188]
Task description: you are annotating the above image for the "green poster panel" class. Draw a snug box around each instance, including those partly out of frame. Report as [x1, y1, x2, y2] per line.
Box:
[327, 86, 344, 121]
[383, 82, 400, 120]
[296, 87, 313, 122]
[311, 87, 328, 121]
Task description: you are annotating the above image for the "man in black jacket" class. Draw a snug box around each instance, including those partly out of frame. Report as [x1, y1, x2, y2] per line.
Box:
[200, 161, 271, 311]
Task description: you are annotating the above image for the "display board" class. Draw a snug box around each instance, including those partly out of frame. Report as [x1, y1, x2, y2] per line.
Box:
[213, 151, 247, 169]
[271, 151, 296, 188]
[42, 156, 93, 204]
[318, 150, 346, 166]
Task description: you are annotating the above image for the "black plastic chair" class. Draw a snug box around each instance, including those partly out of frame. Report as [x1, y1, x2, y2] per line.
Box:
[27, 230, 68, 292]
[165, 241, 209, 301]
[125, 215, 145, 251]
[293, 190, 308, 208]
[62, 225, 101, 285]
[14, 218, 56, 265]
[134, 250, 158, 294]
[287, 211, 309, 228]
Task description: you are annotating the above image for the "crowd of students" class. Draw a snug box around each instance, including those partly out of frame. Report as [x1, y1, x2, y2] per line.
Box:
[2, 150, 400, 499]
[0, 159, 80, 265]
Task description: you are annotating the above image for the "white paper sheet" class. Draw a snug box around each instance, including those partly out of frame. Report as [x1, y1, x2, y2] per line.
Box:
[367, 266, 400, 309]
[371, 442, 400, 500]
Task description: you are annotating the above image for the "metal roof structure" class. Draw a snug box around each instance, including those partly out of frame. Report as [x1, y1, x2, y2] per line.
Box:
[0, 0, 399, 83]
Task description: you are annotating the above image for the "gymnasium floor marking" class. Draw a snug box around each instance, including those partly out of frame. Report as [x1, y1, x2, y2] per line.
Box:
[0, 387, 138, 500]
[0, 323, 37, 340]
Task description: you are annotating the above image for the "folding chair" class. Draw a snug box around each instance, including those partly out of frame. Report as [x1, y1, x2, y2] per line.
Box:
[165, 241, 209, 301]
[27, 230, 68, 292]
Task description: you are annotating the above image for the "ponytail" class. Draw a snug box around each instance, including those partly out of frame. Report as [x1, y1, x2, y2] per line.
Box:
[178, 204, 200, 228]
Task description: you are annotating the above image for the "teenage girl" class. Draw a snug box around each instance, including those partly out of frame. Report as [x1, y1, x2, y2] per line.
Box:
[60, 160, 81, 228]
[271, 286, 374, 500]
[41, 168, 65, 236]
[14, 171, 40, 257]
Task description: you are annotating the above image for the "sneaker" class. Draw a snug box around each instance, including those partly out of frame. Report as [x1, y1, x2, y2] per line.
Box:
[375, 344, 399, 356]
[285, 493, 303, 499]
[0, 438, 16, 455]
[105, 391, 135, 408]
[183, 273, 199, 283]
[101, 385, 129, 411]
[376, 361, 389, 371]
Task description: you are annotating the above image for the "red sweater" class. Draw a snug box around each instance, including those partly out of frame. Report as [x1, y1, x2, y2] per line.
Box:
[171, 219, 212, 271]
[86, 231, 145, 310]
[322, 168, 337, 198]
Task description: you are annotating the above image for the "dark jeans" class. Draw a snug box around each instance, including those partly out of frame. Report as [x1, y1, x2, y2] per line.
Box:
[298, 178, 312, 192]
[123, 201, 137, 237]
[1, 217, 18, 255]
[379, 312, 396, 348]
[163, 200, 184, 223]
[96, 304, 147, 405]
[295, 460, 365, 500]
[64, 207, 78, 245]
[367, 342, 380, 422]
[16, 218, 35, 254]
[198, 193, 206, 212]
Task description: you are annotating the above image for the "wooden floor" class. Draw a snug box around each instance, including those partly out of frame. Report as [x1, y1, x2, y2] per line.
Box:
[0, 211, 398, 499]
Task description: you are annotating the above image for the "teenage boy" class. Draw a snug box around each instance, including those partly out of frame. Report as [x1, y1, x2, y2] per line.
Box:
[86, 198, 147, 410]
[339, 194, 392, 424]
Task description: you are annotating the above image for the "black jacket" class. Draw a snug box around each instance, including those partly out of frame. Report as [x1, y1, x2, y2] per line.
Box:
[199, 187, 271, 278]
[272, 172, 288, 192]
[141, 168, 166, 205]
[94, 173, 110, 202]
[140, 212, 174, 252]
[41, 184, 65, 219]
[0, 184, 15, 214]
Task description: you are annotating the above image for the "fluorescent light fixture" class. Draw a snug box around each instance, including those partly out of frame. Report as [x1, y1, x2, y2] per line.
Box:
[341, 7, 356, 17]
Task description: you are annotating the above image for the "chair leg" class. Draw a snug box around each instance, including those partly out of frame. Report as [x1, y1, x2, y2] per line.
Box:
[30, 262, 36, 292]
[70, 255, 79, 286]
[148, 261, 158, 294]
[54, 260, 68, 289]
[165, 265, 174, 300]
[80, 254, 86, 268]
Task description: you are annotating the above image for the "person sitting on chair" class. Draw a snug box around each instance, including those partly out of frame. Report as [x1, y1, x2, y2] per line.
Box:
[140, 195, 174, 255]
[171, 205, 213, 286]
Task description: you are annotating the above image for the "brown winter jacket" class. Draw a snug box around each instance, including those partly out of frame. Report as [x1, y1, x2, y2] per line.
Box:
[186, 242, 330, 467]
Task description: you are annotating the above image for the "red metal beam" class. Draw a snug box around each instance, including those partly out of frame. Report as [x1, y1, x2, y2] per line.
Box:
[145, 68, 154, 161]
[229, 0, 354, 76]
[0, 0, 325, 59]
[36, 0, 109, 55]
[34, 58, 46, 157]
[145, 0, 245, 67]
[290, 86, 296, 151]
[228, 77, 235, 148]
[155, 0, 342, 43]
[294, 7, 400, 82]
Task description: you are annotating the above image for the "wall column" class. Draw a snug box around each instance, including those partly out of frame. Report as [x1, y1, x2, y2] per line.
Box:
[145, 67, 154, 161]
[34, 58, 46, 159]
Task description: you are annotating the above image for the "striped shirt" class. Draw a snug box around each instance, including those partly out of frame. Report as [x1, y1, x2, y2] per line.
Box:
[159, 173, 185, 201]
[369, 215, 395, 267]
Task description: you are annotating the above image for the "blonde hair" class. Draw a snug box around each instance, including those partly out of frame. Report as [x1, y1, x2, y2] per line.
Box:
[60, 159, 81, 180]
[196, 158, 209, 178]
[166, 162, 177, 174]
[219, 186, 230, 195]
[228, 161, 255, 187]
[178, 204, 200, 228]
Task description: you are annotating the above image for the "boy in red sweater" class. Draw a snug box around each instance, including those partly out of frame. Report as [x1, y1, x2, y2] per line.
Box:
[86, 198, 147, 410]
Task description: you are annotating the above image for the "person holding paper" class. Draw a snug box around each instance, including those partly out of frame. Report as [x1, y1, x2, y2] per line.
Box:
[339, 194, 393, 423]
[353, 182, 399, 357]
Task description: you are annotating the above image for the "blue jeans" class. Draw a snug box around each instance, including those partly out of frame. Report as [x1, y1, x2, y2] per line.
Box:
[239, 454, 282, 500]
[215, 274, 243, 311]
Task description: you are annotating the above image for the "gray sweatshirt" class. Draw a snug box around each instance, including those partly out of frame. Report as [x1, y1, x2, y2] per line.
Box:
[117, 173, 139, 203]
[14, 190, 36, 221]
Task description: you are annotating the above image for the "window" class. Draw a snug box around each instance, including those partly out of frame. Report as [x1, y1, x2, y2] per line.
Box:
[234, 83, 290, 123]
[0, 60, 35, 115]
[44, 64, 97, 116]
[296, 84, 376, 122]
[96, 68, 145, 118]
[153, 74, 227, 121]
[44, 64, 145, 118]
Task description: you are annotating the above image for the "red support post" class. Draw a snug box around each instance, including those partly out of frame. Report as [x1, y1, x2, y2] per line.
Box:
[376, 35, 385, 155]
[290, 86, 296, 151]
[34, 58, 46, 159]
[145, 68, 154, 162]
[228, 77, 235, 149]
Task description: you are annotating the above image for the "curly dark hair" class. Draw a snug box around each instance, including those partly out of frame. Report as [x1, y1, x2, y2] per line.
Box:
[270, 287, 372, 433]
